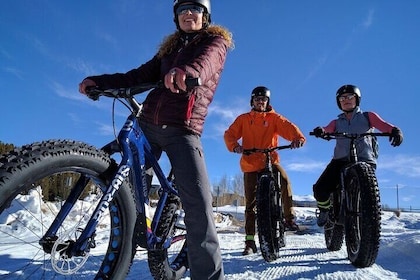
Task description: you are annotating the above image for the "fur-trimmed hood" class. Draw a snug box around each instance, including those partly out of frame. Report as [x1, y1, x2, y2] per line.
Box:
[157, 25, 234, 58]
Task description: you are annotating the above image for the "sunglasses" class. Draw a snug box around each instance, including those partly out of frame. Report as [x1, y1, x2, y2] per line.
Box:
[338, 94, 356, 102]
[253, 96, 269, 102]
[176, 4, 205, 15]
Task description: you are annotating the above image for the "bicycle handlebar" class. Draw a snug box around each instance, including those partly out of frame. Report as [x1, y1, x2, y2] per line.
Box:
[85, 77, 201, 101]
[309, 131, 391, 141]
[243, 145, 292, 155]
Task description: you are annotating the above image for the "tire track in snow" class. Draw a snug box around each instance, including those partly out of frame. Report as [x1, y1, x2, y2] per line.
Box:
[220, 232, 403, 280]
[126, 210, 416, 280]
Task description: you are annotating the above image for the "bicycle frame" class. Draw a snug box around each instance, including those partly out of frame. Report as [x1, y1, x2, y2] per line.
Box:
[310, 130, 391, 266]
[319, 132, 390, 226]
[243, 145, 292, 261]
[40, 98, 180, 256]
[336, 136, 362, 225]
[102, 114, 180, 247]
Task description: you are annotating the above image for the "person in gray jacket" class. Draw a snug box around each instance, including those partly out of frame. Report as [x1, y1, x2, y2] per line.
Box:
[311, 84, 403, 227]
[79, 1, 233, 279]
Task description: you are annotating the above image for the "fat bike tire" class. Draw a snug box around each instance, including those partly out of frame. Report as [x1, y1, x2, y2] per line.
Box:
[148, 194, 188, 280]
[324, 190, 344, 251]
[256, 176, 284, 262]
[0, 140, 137, 279]
[344, 162, 381, 268]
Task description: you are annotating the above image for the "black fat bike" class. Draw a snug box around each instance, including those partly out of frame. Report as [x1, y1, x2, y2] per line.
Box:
[0, 79, 200, 279]
[310, 131, 391, 267]
[243, 145, 291, 262]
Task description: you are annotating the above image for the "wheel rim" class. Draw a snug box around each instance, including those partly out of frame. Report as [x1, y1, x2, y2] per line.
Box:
[0, 171, 113, 278]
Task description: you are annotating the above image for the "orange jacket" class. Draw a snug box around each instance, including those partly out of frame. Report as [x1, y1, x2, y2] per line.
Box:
[224, 107, 306, 172]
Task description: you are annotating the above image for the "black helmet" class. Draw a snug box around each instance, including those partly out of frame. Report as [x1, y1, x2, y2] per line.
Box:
[250, 86, 271, 106]
[173, 0, 211, 30]
[336, 84, 361, 110]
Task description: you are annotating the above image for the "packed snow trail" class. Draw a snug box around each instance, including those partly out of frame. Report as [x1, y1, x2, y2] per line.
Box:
[126, 208, 419, 280]
[128, 231, 407, 280]
[1, 195, 418, 279]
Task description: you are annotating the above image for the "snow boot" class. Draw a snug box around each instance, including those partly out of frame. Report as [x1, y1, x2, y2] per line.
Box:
[316, 208, 329, 227]
[242, 240, 257, 255]
[284, 219, 300, 231]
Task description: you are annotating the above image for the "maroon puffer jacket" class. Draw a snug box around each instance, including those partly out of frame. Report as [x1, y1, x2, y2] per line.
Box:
[87, 25, 233, 136]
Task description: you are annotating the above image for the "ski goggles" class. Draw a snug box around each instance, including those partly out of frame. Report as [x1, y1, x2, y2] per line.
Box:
[176, 4, 205, 15]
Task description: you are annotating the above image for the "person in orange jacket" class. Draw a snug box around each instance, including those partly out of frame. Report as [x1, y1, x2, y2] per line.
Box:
[224, 86, 306, 255]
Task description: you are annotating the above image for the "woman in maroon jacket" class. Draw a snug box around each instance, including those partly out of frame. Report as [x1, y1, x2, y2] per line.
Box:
[79, 1, 233, 279]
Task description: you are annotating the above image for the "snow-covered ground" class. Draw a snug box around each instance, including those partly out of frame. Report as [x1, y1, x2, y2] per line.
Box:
[1, 193, 419, 280]
[124, 205, 420, 280]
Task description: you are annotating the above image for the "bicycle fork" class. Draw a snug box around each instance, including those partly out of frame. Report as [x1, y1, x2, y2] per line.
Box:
[335, 171, 347, 226]
[40, 164, 131, 257]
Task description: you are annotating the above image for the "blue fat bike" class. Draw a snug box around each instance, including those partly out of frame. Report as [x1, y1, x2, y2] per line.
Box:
[0, 78, 200, 279]
[243, 145, 291, 262]
[310, 131, 391, 267]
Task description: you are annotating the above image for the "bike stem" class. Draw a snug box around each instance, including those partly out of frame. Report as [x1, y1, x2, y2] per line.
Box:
[349, 138, 358, 163]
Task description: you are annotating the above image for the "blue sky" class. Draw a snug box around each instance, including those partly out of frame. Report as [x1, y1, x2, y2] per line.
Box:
[1, 1, 419, 210]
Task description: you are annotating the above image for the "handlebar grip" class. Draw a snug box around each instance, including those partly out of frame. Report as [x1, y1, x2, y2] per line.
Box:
[84, 86, 101, 101]
[185, 77, 201, 88]
[309, 132, 315, 136]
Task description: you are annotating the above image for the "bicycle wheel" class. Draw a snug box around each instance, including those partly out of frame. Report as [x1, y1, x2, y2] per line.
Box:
[344, 162, 381, 267]
[256, 176, 284, 262]
[148, 193, 188, 279]
[324, 190, 344, 251]
[0, 140, 137, 279]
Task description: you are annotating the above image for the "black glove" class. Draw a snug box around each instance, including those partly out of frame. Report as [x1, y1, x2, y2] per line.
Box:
[233, 145, 243, 154]
[390, 127, 403, 147]
[312, 126, 325, 138]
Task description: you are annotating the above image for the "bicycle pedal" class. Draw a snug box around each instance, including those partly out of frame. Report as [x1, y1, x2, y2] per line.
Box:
[324, 222, 334, 231]
[279, 238, 285, 248]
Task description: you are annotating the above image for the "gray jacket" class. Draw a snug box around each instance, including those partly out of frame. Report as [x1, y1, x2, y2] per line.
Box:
[334, 107, 377, 164]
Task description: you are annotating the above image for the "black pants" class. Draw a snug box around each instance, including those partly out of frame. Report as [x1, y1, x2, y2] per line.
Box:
[313, 159, 348, 203]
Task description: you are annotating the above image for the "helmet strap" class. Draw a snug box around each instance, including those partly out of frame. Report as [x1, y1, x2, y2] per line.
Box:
[342, 108, 356, 113]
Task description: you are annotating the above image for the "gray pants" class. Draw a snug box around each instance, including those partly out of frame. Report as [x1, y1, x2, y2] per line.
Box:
[140, 120, 224, 280]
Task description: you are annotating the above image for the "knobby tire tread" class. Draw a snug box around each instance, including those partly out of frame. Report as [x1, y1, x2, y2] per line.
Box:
[0, 140, 137, 279]
[256, 176, 283, 262]
[148, 194, 188, 280]
[344, 163, 381, 267]
[324, 191, 345, 251]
